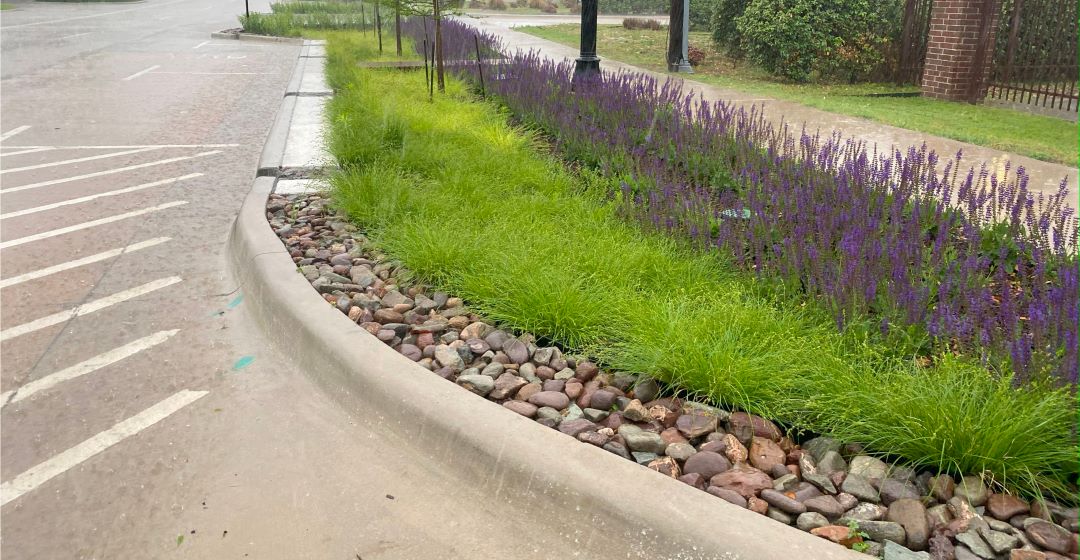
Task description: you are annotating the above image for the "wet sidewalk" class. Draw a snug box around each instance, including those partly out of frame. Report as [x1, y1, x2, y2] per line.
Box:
[461, 15, 1077, 202]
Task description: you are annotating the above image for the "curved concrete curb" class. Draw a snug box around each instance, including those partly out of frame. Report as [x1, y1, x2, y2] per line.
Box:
[227, 51, 868, 560]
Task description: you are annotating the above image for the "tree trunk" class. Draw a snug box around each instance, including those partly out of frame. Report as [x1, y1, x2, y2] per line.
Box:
[395, 0, 403, 56]
[376, 1, 383, 53]
[434, 0, 446, 92]
[666, 0, 682, 69]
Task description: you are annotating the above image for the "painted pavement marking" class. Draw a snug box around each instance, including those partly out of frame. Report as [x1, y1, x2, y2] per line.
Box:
[1, 330, 180, 406]
[0, 389, 208, 507]
[123, 65, 161, 81]
[0, 174, 201, 219]
[0, 151, 220, 194]
[0, 237, 171, 289]
[0, 201, 188, 250]
[0, 277, 182, 342]
[0, 147, 161, 175]
[0, 126, 31, 141]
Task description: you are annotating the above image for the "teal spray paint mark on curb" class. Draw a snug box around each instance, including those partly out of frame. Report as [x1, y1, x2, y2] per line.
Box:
[232, 356, 255, 371]
[226, 294, 244, 309]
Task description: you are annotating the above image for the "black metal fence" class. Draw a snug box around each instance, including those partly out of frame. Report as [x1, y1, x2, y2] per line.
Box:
[986, 0, 1079, 112]
[895, 0, 934, 85]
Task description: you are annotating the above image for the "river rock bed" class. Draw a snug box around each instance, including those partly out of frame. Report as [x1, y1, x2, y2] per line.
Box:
[267, 191, 1079, 560]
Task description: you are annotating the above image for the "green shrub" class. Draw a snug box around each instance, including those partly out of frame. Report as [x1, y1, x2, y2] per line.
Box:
[736, 0, 900, 82]
[709, 0, 749, 59]
[688, 0, 715, 30]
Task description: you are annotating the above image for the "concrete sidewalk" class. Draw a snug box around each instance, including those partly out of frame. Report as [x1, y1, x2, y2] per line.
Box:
[461, 15, 1078, 202]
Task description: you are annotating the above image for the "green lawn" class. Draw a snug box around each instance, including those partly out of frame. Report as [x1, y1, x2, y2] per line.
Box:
[520, 24, 1078, 165]
[0, 2, 13, 8]
[467, 6, 578, 14]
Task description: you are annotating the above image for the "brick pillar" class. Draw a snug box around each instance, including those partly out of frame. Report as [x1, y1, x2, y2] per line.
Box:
[920, 0, 999, 103]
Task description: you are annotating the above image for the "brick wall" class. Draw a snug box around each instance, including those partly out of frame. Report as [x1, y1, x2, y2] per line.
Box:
[921, 0, 999, 102]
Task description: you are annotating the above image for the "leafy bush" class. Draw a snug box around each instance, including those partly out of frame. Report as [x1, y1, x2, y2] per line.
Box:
[736, 0, 900, 82]
[622, 17, 664, 30]
[489, 0, 508, 9]
[688, 0, 715, 30]
[709, 0, 749, 58]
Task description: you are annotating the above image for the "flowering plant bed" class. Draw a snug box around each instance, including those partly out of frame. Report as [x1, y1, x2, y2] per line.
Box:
[401, 19, 1078, 390]
[294, 29, 1079, 560]
[315, 28, 1077, 500]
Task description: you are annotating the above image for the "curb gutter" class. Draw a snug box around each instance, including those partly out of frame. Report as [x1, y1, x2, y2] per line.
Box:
[228, 41, 867, 560]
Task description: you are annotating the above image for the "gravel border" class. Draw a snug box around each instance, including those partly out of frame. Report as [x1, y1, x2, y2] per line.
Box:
[231, 172, 882, 559]
[266, 189, 1080, 560]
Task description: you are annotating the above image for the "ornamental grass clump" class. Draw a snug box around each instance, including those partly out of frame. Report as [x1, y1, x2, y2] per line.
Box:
[402, 18, 1078, 390]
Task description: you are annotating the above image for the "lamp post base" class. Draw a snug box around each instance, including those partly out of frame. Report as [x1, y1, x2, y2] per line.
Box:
[573, 56, 601, 79]
[669, 59, 693, 73]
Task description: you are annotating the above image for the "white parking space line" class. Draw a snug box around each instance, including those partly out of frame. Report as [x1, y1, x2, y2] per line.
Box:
[193, 40, 210, 49]
[0, 237, 171, 289]
[0, 0, 186, 29]
[0, 201, 188, 250]
[1, 144, 238, 150]
[0, 126, 31, 141]
[0, 147, 54, 158]
[123, 65, 161, 81]
[0, 147, 161, 175]
[0, 174, 201, 219]
[0, 151, 221, 194]
[0, 277, 182, 342]
[1, 330, 180, 406]
[0, 389, 208, 507]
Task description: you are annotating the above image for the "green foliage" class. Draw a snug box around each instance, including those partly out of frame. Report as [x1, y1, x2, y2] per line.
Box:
[323, 34, 1079, 502]
[709, 0, 749, 58]
[687, 0, 715, 30]
[736, 0, 900, 82]
[804, 354, 1079, 499]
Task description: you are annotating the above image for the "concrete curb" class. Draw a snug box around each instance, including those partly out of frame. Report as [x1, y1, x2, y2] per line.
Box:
[210, 30, 304, 45]
[228, 46, 868, 560]
[257, 95, 296, 176]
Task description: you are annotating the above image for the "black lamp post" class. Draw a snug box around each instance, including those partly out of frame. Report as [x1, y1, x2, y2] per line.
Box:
[573, 0, 600, 79]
